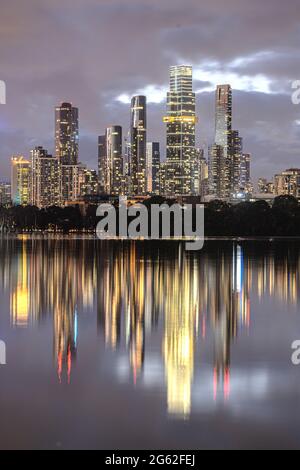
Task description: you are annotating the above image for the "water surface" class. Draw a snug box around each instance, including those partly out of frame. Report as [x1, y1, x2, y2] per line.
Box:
[0, 237, 299, 449]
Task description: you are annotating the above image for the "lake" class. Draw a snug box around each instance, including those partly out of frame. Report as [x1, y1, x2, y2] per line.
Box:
[0, 236, 299, 449]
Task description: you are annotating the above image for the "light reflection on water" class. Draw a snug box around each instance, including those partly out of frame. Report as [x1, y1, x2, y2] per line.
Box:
[0, 237, 300, 449]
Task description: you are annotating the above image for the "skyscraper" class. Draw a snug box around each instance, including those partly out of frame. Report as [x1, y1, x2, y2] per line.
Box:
[209, 85, 232, 199]
[55, 102, 79, 165]
[31, 146, 60, 208]
[98, 127, 123, 195]
[11, 156, 31, 205]
[130, 96, 147, 196]
[230, 130, 243, 194]
[240, 153, 251, 191]
[55, 102, 79, 204]
[98, 135, 106, 193]
[146, 142, 160, 195]
[208, 144, 224, 199]
[106, 126, 123, 195]
[0, 182, 11, 206]
[164, 65, 197, 197]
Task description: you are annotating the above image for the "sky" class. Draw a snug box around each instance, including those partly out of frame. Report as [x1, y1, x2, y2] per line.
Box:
[0, 0, 300, 183]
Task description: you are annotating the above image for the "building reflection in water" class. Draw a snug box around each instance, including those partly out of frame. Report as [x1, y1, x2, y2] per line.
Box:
[0, 238, 300, 415]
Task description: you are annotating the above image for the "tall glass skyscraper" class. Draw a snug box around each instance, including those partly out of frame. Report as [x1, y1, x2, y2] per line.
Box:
[130, 96, 147, 196]
[146, 142, 160, 195]
[55, 102, 79, 165]
[98, 127, 123, 195]
[31, 146, 60, 208]
[164, 65, 197, 197]
[209, 85, 232, 199]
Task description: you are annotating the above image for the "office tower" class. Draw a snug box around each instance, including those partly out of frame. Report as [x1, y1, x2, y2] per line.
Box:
[55, 102, 79, 165]
[208, 144, 224, 199]
[274, 169, 300, 198]
[0, 182, 11, 206]
[55, 102, 79, 203]
[240, 153, 251, 191]
[231, 130, 243, 194]
[209, 85, 232, 199]
[258, 178, 274, 194]
[77, 165, 98, 198]
[98, 127, 124, 195]
[106, 126, 123, 195]
[194, 148, 208, 197]
[31, 146, 60, 208]
[11, 156, 31, 205]
[98, 135, 106, 193]
[164, 65, 197, 197]
[123, 132, 131, 195]
[130, 96, 147, 195]
[159, 161, 167, 196]
[146, 142, 160, 195]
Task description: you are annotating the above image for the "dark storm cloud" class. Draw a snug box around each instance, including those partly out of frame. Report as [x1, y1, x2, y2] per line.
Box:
[0, 0, 300, 182]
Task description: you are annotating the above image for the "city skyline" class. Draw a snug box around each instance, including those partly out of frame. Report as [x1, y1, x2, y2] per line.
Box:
[0, 0, 299, 183]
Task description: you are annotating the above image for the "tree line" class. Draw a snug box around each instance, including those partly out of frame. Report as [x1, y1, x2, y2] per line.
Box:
[0, 195, 300, 237]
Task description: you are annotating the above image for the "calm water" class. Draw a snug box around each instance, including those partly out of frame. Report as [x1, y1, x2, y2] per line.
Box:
[0, 236, 300, 449]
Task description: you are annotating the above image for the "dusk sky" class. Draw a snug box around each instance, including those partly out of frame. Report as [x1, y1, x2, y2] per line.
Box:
[0, 0, 300, 182]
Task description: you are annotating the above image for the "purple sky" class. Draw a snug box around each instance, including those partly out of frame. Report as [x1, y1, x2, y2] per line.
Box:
[0, 0, 300, 183]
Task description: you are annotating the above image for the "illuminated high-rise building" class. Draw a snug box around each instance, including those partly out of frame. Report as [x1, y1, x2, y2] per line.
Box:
[31, 146, 60, 208]
[55, 102, 79, 204]
[209, 85, 232, 199]
[130, 96, 147, 195]
[98, 127, 124, 195]
[106, 126, 124, 195]
[230, 130, 243, 194]
[146, 142, 160, 195]
[0, 182, 11, 206]
[274, 169, 300, 198]
[208, 144, 224, 199]
[55, 102, 79, 165]
[11, 156, 31, 205]
[164, 65, 197, 197]
[98, 135, 107, 193]
[240, 153, 251, 191]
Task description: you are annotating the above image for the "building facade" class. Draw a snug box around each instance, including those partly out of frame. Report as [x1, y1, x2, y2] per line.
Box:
[11, 156, 31, 205]
[31, 146, 60, 208]
[146, 142, 160, 195]
[55, 102, 79, 165]
[130, 96, 147, 196]
[0, 182, 11, 206]
[164, 65, 197, 197]
[274, 169, 300, 198]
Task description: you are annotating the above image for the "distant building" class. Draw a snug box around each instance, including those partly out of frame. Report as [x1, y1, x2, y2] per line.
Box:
[131, 96, 147, 195]
[274, 169, 300, 198]
[164, 65, 197, 197]
[98, 127, 124, 195]
[208, 144, 224, 199]
[55, 102, 79, 165]
[98, 134, 106, 193]
[55, 102, 79, 203]
[31, 146, 60, 208]
[159, 161, 167, 196]
[0, 182, 11, 206]
[79, 166, 98, 197]
[209, 84, 232, 199]
[146, 142, 160, 195]
[258, 178, 274, 194]
[194, 148, 208, 197]
[11, 156, 31, 205]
